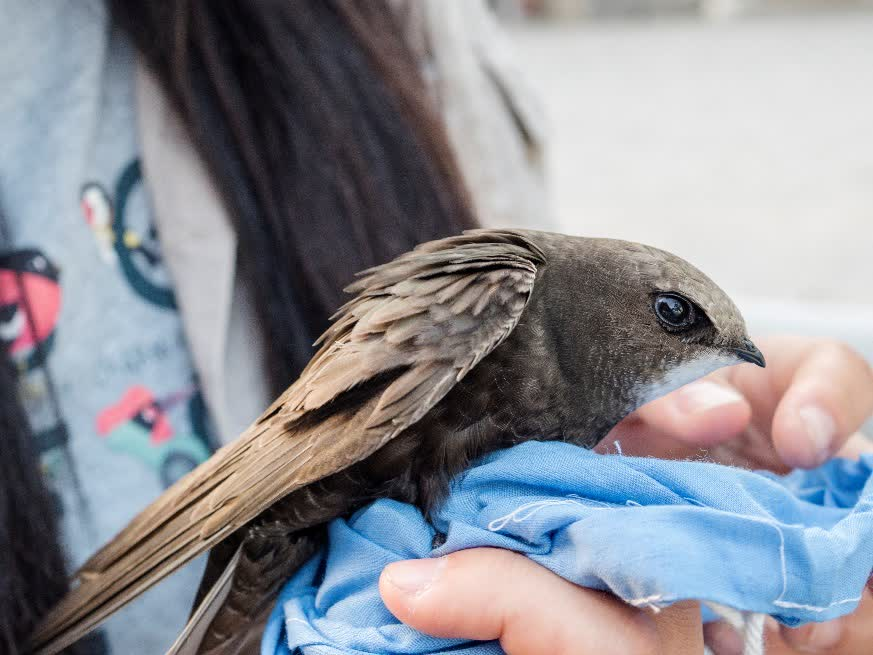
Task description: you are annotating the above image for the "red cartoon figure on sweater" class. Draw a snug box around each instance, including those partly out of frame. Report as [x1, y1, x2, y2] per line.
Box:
[96, 385, 211, 488]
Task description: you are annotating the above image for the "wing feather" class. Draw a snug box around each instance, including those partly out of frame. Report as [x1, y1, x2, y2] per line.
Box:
[30, 229, 543, 655]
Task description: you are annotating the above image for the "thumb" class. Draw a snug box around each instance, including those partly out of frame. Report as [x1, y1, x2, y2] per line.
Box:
[379, 548, 701, 655]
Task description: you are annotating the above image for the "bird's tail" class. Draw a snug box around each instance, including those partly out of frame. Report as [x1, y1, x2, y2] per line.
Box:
[166, 546, 242, 655]
[26, 418, 278, 655]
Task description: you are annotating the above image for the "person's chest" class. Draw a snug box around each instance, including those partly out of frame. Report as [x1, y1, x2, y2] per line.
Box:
[0, 4, 217, 651]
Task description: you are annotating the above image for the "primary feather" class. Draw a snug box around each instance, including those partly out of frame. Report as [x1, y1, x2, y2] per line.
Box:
[30, 230, 543, 655]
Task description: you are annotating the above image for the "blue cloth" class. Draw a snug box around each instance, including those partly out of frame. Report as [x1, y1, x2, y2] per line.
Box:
[263, 441, 873, 655]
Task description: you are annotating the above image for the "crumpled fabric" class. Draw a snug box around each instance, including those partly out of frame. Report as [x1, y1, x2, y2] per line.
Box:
[262, 441, 873, 655]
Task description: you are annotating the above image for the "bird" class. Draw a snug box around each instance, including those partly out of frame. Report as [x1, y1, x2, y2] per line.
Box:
[30, 229, 765, 655]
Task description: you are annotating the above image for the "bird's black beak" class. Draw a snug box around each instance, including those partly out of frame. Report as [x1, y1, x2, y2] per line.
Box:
[732, 338, 766, 367]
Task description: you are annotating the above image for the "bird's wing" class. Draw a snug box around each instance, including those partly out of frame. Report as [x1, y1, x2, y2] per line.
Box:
[165, 546, 242, 655]
[30, 229, 544, 655]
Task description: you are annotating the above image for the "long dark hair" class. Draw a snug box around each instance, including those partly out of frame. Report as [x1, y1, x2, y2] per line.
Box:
[5, 0, 477, 650]
[0, 359, 71, 653]
[110, 0, 479, 393]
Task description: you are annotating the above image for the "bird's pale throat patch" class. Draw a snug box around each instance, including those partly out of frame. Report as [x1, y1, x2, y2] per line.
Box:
[634, 353, 737, 411]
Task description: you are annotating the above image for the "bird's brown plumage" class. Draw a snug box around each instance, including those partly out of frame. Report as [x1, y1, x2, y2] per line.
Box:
[31, 229, 762, 655]
[29, 230, 544, 655]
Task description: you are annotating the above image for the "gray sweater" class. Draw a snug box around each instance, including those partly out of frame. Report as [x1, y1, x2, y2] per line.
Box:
[0, 0, 549, 651]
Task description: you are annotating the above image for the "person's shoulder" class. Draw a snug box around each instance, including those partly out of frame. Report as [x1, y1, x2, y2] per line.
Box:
[393, 0, 554, 230]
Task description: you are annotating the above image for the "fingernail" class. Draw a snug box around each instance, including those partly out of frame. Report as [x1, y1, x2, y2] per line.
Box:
[798, 405, 836, 466]
[384, 558, 443, 595]
[677, 381, 744, 415]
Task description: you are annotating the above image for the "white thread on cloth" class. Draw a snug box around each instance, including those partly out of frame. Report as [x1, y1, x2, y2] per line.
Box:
[486, 497, 586, 531]
[773, 596, 861, 612]
[486, 494, 622, 531]
[484, 483, 865, 655]
[626, 594, 672, 611]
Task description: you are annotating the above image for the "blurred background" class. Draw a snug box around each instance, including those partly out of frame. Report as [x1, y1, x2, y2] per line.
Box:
[491, 0, 873, 371]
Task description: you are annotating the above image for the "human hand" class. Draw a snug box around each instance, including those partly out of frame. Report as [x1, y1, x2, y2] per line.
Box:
[602, 335, 873, 471]
[604, 334, 873, 653]
[703, 588, 873, 655]
[379, 547, 704, 655]
[380, 337, 873, 655]
[767, 585, 873, 655]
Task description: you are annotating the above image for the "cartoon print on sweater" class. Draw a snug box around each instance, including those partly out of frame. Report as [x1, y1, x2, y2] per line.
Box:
[0, 248, 61, 366]
[81, 158, 177, 309]
[0, 248, 81, 503]
[96, 384, 212, 488]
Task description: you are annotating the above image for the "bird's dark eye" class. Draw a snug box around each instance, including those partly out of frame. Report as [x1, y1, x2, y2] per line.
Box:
[653, 293, 696, 330]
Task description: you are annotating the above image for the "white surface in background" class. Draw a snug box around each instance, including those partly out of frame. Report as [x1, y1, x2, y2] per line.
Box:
[741, 298, 873, 361]
[507, 13, 873, 310]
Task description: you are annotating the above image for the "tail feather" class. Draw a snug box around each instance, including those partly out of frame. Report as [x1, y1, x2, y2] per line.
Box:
[29, 391, 386, 655]
[165, 547, 242, 655]
[28, 420, 280, 655]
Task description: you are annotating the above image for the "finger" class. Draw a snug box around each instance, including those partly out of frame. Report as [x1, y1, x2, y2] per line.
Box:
[379, 548, 696, 655]
[651, 601, 705, 654]
[777, 588, 873, 655]
[835, 433, 873, 461]
[703, 621, 742, 655]
[771, 342, 873, 468]
[632, 378, 752, 447]
[779, 619, 844, 653]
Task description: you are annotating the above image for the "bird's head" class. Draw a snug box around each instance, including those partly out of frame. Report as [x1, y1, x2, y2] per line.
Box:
[518, 232, 765, 440]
